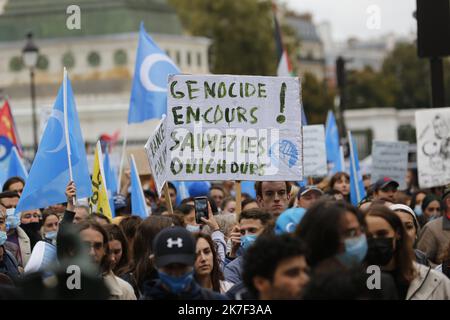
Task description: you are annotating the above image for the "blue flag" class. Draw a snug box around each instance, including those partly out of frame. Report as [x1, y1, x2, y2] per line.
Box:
[128, 22, 180, 123]
[241, 181, 256, 199]
[16, 76, 92, 212]
[348, 131, 366, 206]
[130, 154, 148, 218]
[103, 150, 117, 213]
[7, 146, 28, 181]
[325, 110, 343, 174]
[301, 107, 308, 126]
[172, 181, 190, 206]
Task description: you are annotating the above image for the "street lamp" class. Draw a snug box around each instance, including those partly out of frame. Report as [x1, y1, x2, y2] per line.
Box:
[22, 32, 39, 154]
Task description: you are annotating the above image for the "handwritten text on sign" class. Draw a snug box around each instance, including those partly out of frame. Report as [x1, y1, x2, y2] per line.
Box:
[166, 74, 303, 181]
[303, 125, 327, 177]
[371, 140, 409, 189]
[145, 117, 167, 197]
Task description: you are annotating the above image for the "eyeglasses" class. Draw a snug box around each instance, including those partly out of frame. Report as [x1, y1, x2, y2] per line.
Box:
[83, 241, 104, 251]
[23, 213, 41, 219]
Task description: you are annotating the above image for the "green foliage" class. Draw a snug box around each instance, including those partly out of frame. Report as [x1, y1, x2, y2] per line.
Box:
[168, 0, 281, 75]
[302, 72, 335, 124]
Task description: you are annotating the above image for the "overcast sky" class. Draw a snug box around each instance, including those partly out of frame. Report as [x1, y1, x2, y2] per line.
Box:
[284, 0, 417, 41]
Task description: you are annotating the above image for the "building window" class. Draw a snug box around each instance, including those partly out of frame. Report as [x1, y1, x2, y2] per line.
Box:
[187, 51, 192, 66]
[9, 56, 23, 72]
[36, 55, 49, 70]
[398, 125, 416, 144]
[62, 52, 75, 69]
[114, 49, 128, 66]
[176, 51, 181, 65]
[87, 51, 101, 67]
[197, 52, 202, 67]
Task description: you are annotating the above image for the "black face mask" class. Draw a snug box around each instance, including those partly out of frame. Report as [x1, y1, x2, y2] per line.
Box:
[20, 221, 42, 233]
[366, 237, 395, 266]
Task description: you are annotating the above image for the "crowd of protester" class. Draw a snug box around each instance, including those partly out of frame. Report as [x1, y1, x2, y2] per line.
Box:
[1, 169, 450, 300]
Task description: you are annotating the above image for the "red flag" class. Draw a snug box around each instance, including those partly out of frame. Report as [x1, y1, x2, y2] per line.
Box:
[0, 100, 23, 155]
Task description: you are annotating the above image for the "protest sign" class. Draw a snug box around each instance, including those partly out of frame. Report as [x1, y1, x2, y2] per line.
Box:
[371, 140, 409, 189]
[165, 74, 303, 181]
[303, 125, 327, 177]
[416, 107, 450, 188]
[145, 117, 168, 197]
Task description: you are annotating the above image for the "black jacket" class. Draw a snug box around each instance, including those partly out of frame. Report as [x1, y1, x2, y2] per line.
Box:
[141, 279, 227, 300]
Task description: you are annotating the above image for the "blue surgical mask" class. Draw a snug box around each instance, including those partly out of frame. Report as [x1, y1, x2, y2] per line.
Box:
[45, 231, 58, 240]
[240, 234, 257, 250]
[158, 271, 193, 294]
[186, 224, 200, 233]
[414, 205, 423, 217]
[5, 208, 19, 231]
[336, 234, 368, 268]
[0, 231, 7, 246]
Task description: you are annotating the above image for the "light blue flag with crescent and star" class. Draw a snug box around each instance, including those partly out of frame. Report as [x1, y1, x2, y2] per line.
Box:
[325, 110, 344, 174]
[16, 74, 92, 212]
[348, 131, 366, 206]
[7, 146, 28, 181]
[130, 154, 149, 218]
[128, 22, 180, 123]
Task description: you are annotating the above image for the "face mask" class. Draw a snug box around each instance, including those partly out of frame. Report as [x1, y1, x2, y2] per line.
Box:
[158, 271, 193, 294]
[414, 205, 423, 217]
[366, 237, 395, 266]
[186, 224, 200, 233]
[336, 234, 368, 268]
[0, 231, 7, 246]
[20, 221, 42, 233]
[45, 230, 58, 241]
[240, 234, 257, 250]
[5, 208, 19, 231]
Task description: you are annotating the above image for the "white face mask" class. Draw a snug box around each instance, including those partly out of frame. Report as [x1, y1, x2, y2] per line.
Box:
[186, 224, 200, 233]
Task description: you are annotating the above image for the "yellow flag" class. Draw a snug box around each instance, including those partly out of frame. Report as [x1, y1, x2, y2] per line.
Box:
[89, 141, 113, 220]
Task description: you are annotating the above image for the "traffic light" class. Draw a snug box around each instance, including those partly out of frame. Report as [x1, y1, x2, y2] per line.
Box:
[336, 56, 346, 89]
[416, 0, 450, 58]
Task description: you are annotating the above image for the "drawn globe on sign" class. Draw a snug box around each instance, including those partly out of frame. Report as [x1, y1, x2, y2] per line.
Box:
[269, 140, 299, 168]
[0, 136, 13, 161]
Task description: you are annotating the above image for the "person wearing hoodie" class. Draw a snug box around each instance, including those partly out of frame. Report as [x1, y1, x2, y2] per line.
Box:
[141, 226, 226, 300]
[224, 209, 273, 285]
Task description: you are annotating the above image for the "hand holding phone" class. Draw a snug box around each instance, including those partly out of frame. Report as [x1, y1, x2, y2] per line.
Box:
[194, 196, 209, 225]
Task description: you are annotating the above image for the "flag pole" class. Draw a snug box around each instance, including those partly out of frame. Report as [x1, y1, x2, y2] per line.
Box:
[117, 124, 129, 193]
[348, 131, 361, 203]
[235, 180, 242, 220]
[163, 182, 174, 215]
[63, 67, 75, 205]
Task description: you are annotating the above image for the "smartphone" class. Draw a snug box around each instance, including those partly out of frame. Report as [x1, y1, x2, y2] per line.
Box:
[194, 196, 209, 224]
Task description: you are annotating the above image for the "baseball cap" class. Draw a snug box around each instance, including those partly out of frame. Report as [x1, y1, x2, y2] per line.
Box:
[275, 207, 306, 235]
[373, 177, 399, 191]
[297, 186, 324, 199]
[152, 226, 196, 268]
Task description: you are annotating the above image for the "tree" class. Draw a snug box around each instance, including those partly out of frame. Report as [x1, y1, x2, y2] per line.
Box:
[302, 72, 335, 124]
[346, 66, 397, 109]
[168, 0, 290, 75]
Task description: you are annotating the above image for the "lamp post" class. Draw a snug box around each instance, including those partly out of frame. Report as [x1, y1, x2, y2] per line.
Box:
[22, 32, 39, 154]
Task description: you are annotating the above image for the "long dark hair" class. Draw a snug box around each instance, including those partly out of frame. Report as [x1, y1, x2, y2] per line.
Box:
[366, 205, 416, 284]
[295, 200, 365, 268]
[77, 221, 112, 275]
[193, 233, 224, 292]
[132, 216, 173, 290]
[328, 172, 350, 202]
[103, 224, 131, 277]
